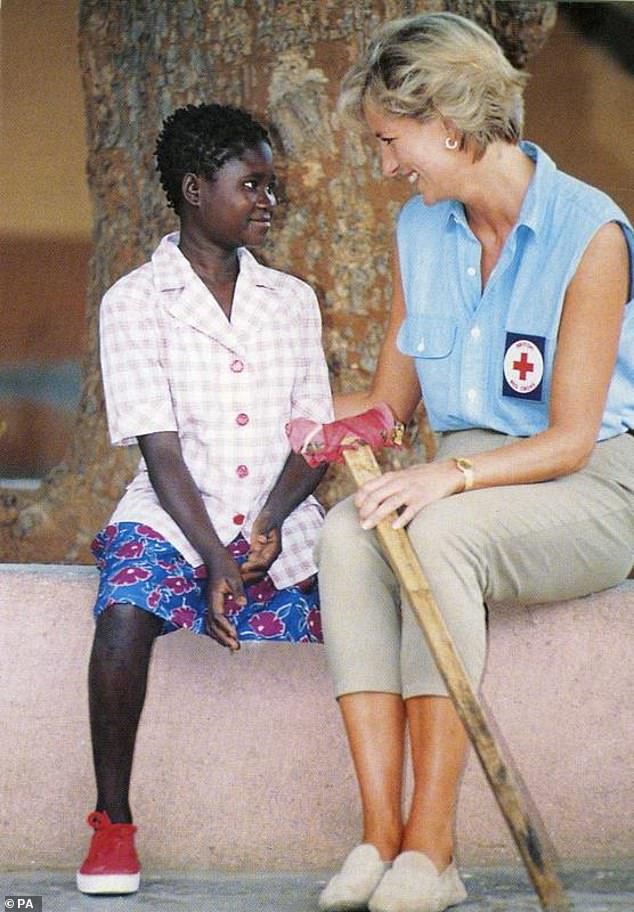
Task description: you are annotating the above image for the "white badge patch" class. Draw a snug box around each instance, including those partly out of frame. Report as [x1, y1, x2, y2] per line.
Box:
[503, 338, 544, 395]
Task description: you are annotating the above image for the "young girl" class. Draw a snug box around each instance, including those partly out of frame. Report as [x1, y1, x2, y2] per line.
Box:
[77, 102, 333, 895]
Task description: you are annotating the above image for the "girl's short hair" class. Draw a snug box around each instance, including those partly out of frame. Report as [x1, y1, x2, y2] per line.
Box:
[155, 103, 270, 213]
[338, 12, 529, 158]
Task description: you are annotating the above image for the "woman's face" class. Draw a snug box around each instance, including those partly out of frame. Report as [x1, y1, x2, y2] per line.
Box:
[364, 103, 465, 205]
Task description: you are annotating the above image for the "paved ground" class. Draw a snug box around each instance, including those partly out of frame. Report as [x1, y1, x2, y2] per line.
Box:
[2, 865, 633, 912]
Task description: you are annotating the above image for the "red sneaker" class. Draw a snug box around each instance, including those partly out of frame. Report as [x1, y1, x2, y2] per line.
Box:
[76, 810, 141, 894]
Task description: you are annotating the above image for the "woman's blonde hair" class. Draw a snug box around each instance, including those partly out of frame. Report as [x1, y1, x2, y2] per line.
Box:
[338, 12, 529, 158]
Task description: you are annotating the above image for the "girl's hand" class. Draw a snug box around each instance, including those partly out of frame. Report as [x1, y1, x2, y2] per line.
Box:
[355, 460, 464, 530]
[205, 550, 246, 651]
[241, 514, 281, 585]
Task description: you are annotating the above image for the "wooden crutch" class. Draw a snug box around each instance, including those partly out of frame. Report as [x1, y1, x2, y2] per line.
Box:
[289, 405, 570, 912]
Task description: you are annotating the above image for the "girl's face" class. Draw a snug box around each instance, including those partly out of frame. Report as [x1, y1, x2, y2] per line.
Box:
[190, 140, 277, 250]
[364, 103, 465, 206]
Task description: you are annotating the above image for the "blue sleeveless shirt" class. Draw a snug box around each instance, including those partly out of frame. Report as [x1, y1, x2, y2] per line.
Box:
[396, 142, 634, 440]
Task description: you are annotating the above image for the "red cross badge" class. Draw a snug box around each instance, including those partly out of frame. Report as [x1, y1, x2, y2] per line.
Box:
[502, 333, 546, 401]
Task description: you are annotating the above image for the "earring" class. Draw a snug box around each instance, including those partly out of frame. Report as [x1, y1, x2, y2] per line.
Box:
[445, 137, 459, 150]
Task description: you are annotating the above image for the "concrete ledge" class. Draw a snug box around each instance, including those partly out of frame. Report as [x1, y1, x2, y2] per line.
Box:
[1, 564, 632, 870]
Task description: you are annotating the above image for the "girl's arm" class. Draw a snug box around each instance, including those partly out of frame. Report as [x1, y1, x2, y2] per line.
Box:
[241, 454, 327, 584]
[357, 222, 630, 529]
[242, 279, 333, 582]
[334, 241, 422, 423]
[137, 431, 245, 650]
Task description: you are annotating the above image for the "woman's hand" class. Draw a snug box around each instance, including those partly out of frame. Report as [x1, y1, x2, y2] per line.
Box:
[355, 460, 464, 530]
[240, 512, 282, 585]
[205, 549, 246, 651]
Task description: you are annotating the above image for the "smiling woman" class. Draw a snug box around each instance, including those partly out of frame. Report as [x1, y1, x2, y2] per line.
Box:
[316, 11, 634, 912]
[362, 111, 469, 208]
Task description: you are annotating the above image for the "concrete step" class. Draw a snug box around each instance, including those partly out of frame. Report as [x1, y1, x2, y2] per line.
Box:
[1, 565, 632, 871]
[3, 865, 634, 912]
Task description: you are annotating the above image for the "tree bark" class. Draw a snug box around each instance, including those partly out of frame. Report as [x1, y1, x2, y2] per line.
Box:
[0, 0, 556, 563]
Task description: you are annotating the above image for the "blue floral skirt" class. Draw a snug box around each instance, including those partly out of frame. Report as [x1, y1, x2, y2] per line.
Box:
[91, 522, 322, 642]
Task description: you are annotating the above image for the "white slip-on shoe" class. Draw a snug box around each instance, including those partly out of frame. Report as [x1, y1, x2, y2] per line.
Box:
[319, 844, 392, 911]
[368, 851, 467, 912]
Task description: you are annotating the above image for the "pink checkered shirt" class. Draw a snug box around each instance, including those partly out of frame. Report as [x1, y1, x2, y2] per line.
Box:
[100, 233, 334, 588]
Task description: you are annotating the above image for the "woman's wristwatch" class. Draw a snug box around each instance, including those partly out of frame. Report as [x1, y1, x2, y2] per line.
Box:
[453, 456, 474, 491]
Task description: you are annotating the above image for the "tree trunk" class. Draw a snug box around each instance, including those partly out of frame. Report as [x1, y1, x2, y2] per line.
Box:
[0, 0, 556, 563]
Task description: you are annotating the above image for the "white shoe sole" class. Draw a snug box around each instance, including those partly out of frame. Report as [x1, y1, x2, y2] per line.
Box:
[76, 870, 140, 894]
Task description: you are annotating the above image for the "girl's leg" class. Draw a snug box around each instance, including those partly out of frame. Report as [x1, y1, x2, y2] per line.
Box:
[338, 692, 406, 860]
[402, 695, 469, 871]
[88, 603, 163, 823]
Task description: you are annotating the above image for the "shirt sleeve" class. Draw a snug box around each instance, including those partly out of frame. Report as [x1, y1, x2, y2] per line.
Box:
[290, 283, 334, 426]
[100, 277, 178, 446]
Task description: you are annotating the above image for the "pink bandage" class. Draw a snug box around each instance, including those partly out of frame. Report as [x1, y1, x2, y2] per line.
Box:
[287, 402, 402, 467]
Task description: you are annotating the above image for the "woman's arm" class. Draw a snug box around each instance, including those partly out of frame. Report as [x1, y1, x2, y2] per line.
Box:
[335, 241, 422, 423]
[137, 431, 245, 650]
[356, 222, 630, 529]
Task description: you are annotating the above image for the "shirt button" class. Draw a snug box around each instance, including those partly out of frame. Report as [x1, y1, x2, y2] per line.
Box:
[466, 388, 478, 402]
[231, 359, 244, 373]
[416, 338, 425, 353]
[236, 413, 249, 426]
[470, 326, 481, 340]
[233, 513, 245, 525]
[467, 266, 477, 277]
[236, 464, 249, 478]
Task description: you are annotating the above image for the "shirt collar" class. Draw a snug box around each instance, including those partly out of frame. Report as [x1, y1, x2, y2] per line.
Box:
[236, 245, 277, 290]
[152, 233, 190, 291]
[516, 140, 556, 236]
[445, 140, 556, 238]
[152, 232, 276, 292]
[446, 199, 468, 231]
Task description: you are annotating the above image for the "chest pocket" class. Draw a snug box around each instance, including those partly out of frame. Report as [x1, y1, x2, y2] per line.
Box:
[397, 316, 457, 359]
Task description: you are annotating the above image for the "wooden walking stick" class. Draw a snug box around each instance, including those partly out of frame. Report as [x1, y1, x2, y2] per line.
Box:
[288, 404, 570, 912]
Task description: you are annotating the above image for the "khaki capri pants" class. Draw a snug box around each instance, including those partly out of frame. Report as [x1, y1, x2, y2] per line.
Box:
[317, 429, 634, 699]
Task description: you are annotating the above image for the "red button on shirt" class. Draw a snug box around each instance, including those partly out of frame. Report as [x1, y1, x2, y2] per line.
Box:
[231, 359, 244, 373]
[236, 464, 249, 478]
[236, 413, 249, 426]
[233, 513, 245, 525]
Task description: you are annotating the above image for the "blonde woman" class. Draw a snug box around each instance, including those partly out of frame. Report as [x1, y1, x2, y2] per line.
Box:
[317, 12, 634, 912]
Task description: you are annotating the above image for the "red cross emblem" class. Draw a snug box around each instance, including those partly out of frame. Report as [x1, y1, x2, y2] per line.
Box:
[503, 338, 544, 395]
[512, 351, 535, 381]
